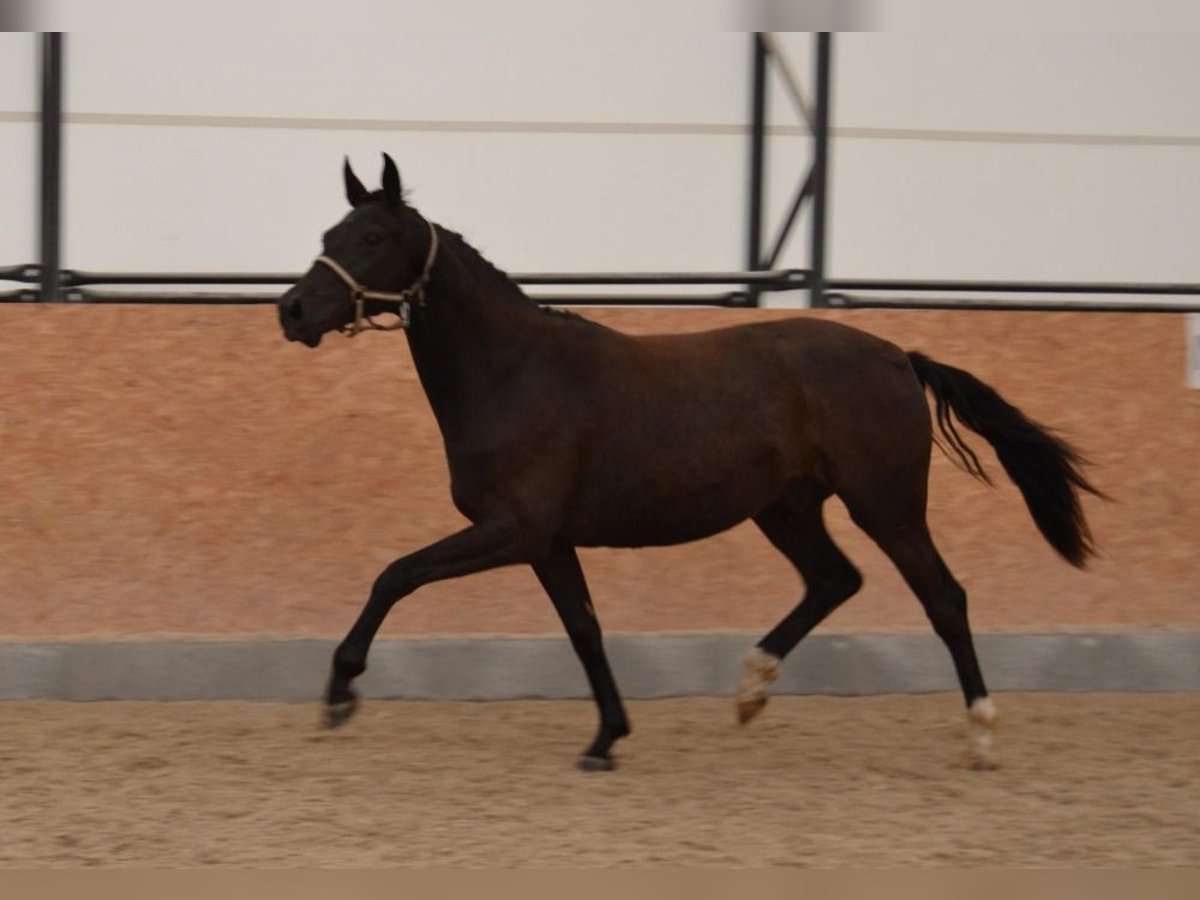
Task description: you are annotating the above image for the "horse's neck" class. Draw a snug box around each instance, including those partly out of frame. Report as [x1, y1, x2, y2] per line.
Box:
[404, 232, 546, 431]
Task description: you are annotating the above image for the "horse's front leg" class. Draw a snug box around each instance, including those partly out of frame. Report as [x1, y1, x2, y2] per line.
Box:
[532, 547, 629, 771]
[326, 517, 532, 728]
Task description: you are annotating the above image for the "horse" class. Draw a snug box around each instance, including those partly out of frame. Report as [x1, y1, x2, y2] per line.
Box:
[277, 154, 1103, 772]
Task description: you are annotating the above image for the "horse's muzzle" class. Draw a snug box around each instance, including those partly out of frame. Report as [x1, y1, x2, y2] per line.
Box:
[277, 289, 322, 347]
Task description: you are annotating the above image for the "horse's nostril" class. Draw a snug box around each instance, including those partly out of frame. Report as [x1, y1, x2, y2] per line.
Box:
[286, 300, 304, 321]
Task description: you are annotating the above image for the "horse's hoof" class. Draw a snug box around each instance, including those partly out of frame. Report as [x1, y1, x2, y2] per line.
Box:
[963, 751, 1001, 772]
[968, 759, 1001, 771]
[325, 698, 359, 729]
[737, 697, 767, 725]
[578, 755, 615, 773]
[735, 647, 778, 725]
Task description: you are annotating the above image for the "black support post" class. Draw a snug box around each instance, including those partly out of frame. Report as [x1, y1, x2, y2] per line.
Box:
[809, 32, 832, 308]
[746, 33, 768, 305]
[39, 32, 64, 302]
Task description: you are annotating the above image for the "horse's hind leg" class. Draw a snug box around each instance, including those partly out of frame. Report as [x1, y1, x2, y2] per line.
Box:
[739, 486, 863, 724]
[841, 485, 998, 770]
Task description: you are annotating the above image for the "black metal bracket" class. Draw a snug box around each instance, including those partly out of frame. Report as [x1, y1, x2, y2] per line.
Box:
[0, 264, 44, 283]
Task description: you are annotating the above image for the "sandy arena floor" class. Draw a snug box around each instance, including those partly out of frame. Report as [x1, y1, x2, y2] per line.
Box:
[1, 693, 1196, 867]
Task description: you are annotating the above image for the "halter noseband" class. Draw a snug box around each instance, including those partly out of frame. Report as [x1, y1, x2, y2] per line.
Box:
[313, 219, 439, 336]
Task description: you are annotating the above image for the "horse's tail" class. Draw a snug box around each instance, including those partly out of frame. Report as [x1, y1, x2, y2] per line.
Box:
[906, 351, 1106, 568]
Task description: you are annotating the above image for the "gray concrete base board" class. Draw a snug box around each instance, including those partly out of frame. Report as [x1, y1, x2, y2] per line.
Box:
[0, 632, 1196, 702]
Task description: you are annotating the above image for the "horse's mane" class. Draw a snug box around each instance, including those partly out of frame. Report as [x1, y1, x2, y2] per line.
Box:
[439, 224, 593, 325]
[398, 200, 593, 326]
[355, 190, 589, 325]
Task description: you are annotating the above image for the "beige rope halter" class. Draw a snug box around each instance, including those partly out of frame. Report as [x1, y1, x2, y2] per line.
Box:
[313, 219, 439, 336]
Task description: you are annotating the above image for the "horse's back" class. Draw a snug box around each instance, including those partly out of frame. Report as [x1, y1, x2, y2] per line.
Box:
[630, 315, 910, 375]
[623, 316, 925, 433]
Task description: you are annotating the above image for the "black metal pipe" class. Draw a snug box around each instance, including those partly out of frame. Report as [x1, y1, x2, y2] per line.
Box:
[746, 33, 769, 305]
[809, 32, 832, 308]
[826, 293, 1200, 314]
[63, 270, 302, 287]
[38, 33, 64, 302]
[764, 169, 814, 270]
[62, 269, 811, 289]
[527, 293, 748, 307]
[46, 289, 754, 308]
[827, 278, 1200, 296]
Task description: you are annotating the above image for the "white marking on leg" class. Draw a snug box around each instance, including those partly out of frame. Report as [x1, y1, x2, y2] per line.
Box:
[967, 696, 998, 770]
[736, 647, 780, 723]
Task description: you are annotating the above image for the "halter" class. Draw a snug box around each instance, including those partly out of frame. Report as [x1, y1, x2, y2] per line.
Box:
[313, 219, 439, 336]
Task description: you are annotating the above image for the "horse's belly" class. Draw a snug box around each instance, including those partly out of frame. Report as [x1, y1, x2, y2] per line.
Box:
[570, 502, 747, 548]
[563, 452, 790, 548]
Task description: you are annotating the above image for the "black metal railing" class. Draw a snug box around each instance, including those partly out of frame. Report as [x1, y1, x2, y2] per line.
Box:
[6, 265, 1196, 312]
[0, 266, 812, 307]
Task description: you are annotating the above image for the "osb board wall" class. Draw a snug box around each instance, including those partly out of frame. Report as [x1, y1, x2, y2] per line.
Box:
[1, 305, 1196, 638]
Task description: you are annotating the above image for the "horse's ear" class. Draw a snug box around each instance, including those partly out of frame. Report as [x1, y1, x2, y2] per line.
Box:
[343, 157, 369, 207]
[381, 153, 402, 206]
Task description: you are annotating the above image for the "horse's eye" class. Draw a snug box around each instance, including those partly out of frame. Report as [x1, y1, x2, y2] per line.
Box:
[365, 232, 383, 246]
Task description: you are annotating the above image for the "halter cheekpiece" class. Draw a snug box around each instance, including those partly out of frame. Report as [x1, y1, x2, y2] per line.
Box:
[313, 219, 439, 336]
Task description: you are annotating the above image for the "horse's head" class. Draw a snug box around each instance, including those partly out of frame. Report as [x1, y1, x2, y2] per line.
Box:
[278, 154, 437, 347]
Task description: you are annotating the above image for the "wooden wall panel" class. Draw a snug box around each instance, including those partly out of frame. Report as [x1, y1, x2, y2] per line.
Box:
[1, 305, 1195, 637]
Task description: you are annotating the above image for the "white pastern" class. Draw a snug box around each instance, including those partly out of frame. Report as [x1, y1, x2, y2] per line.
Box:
[735, 646, 780, 723]
[966, 696, 999, 770]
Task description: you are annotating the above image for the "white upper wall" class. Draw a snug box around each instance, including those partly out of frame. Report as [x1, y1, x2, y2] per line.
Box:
[0, 33, 37, 265]
[0, 32, 36, 112]
[827, 33, 1200, 283]
[1, 25, 1198, 299]
[57, 32, 752, 277]
[836, 33, 1200, 137]
[65, 32, 747, 125]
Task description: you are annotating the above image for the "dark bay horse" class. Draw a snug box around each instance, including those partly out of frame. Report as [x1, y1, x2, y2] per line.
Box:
[277, 155, 1103, 771]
